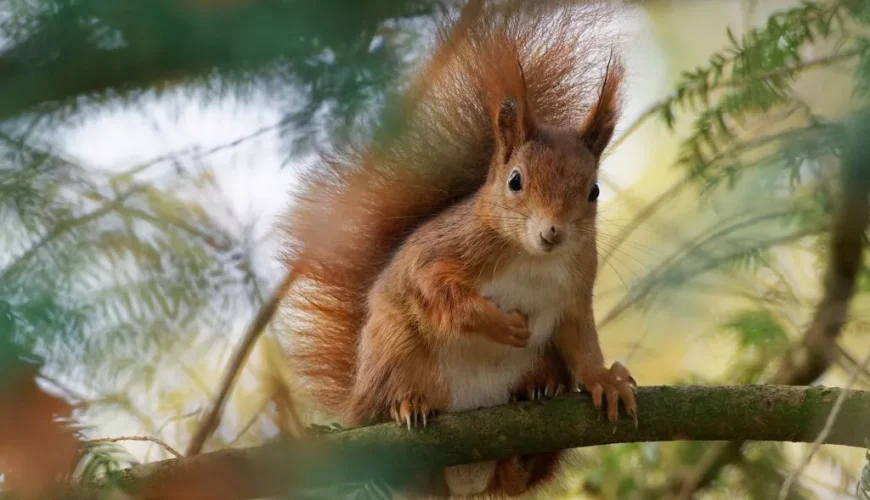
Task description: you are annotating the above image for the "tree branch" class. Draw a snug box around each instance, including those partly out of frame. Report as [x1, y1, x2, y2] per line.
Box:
[185, 269, 299, 456]
[66, 386, 870, 500]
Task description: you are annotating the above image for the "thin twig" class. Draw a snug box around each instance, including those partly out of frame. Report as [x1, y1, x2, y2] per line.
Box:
[157, 409, 201, 436]
[185, 269, 300, 456]
[115, 117, 293, 180]
[836, 343, 870, 385]
[777, 347, 870, 500]
[84, 436, 183, 459]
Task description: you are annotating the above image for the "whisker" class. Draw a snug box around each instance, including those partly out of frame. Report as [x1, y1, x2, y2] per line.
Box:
[601, 255, 630, 295]
[572, 228, 659, 278]
[487, 239, 512, 280]
[475, 196, 532, 218]
[576, 221, 667, 261]
[595, 234, 665, 268]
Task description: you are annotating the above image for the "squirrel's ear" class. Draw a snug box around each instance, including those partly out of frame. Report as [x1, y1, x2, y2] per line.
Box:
[579, 57, 624, 159]
[494, 96, 534, 163]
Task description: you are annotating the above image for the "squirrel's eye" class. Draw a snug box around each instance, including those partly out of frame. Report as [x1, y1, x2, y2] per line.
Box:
[588, 182, 600, 202]
[507, 170, 523, 192]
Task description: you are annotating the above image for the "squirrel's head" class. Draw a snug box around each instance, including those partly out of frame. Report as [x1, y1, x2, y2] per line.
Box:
[479, 60, 623, 256]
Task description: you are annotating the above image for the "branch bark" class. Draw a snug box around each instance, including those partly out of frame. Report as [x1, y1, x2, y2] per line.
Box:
[68, 385, 870, 500]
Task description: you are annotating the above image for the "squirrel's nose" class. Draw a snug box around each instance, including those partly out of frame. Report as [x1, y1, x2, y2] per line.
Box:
[539, 225, 564, 246]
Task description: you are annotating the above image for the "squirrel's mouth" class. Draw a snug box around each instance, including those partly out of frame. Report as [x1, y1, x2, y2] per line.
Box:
[528, 230, 566, 255]
[526, 219, 565, 254]
[525, 216, 568, 255]
[528, 236, 565, 255]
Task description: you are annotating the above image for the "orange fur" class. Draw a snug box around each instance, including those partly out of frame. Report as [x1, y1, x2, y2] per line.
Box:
[278, 0, 636, 496]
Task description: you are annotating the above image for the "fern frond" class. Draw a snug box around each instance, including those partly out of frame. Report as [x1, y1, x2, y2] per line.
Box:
[662, 1, 854, 122]
[621, 0, 869, 193]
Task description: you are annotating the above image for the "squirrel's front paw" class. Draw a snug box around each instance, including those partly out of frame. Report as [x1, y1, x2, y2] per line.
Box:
[483, 309, 530, 348]
[389, 396, 435, 430]
[582, 361, 638, 426]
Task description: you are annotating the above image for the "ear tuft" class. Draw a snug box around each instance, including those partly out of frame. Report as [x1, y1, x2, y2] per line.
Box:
[498, 97, 519, 131]
[494, 94, 534, 163]
[497, 96, 520, 147]
[579, 54, 624, 159]
[486, 48, 536, 163]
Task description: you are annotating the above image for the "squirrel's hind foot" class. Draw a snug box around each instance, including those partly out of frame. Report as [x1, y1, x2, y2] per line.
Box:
[511, 380, 564, 402]
[389, 396, 435, 430]
[512, 349, 571, 402]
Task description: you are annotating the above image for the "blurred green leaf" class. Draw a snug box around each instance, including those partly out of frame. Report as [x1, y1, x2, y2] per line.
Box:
[720, 309, 788, 349]
[0, 0, 441, 151]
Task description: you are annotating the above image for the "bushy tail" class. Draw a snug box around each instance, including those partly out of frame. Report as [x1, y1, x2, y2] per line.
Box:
[276, 0, 622, 420]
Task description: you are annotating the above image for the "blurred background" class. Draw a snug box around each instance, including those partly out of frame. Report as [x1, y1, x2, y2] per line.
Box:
[0, 0, 869, 498]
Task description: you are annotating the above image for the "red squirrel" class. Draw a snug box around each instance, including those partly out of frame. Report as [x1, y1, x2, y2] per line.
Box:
[277, 0, 637, 496]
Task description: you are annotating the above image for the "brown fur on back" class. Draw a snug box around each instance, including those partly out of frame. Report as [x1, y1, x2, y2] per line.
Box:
[277, 0, 619, 417]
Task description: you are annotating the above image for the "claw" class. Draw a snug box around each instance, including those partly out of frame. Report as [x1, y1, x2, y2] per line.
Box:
[583, 362, 640, 427]
[392, 396, 436, 430]
[591, 383, 604, 412]
[514, 368, 563, 402]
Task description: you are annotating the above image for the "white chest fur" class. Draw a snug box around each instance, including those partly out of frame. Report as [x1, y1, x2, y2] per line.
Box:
[439, 251, 575, 413]
[438, 251, 577, 496]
